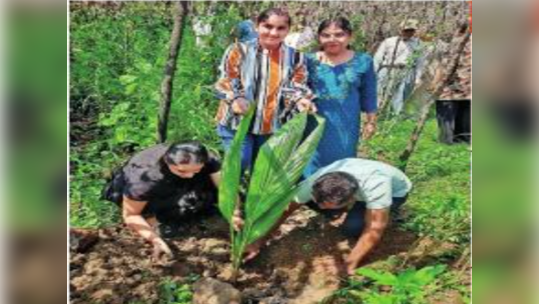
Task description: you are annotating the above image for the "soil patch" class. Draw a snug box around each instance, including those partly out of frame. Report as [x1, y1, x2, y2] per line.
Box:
[70, 207, 417, 303]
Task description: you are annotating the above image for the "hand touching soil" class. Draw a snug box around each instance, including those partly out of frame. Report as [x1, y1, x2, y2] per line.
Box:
[151, 238, 174, 263]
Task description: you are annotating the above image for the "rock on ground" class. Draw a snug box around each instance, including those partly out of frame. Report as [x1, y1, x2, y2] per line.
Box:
[192, 277, 242, 304]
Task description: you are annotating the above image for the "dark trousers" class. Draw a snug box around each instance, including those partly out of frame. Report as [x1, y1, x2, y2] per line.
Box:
[436, 99, 471, 144]
[307, 196, 408, 238]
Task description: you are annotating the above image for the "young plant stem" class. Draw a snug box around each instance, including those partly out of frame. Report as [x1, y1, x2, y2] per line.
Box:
[232, 224, 251, 275]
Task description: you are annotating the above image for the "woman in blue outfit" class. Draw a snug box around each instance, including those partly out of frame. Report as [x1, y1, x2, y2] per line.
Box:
[304, 17, 378, 176]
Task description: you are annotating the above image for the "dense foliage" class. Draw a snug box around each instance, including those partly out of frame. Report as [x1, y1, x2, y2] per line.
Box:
[70, 2, 244, 227]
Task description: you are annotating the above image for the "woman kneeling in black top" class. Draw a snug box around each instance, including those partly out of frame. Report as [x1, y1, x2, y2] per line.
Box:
[102, 141, 220, 260]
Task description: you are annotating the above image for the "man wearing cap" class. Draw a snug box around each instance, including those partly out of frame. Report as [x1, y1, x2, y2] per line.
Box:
[374, 19, 426, 114]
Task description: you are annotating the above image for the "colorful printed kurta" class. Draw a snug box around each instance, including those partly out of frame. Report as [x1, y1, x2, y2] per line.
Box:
[215, 40, 314, 135]
[304, 52, 377, 176]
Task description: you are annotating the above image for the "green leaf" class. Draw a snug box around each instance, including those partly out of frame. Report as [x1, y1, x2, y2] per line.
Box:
[244, 113, 308, 222]
[119, 74, 137, 85]
[243, 114, 325, 245]
[357, 268, 398, 286]
[245, 186, 300, 245]
[365, 293, 397, 304]
[114, 127, 128, 143]
[281, 115, 326, 181]
[125, 83, 138, 95]
[411, 265, 446, 286]
[218, 109, 324, 271]
[217, 105, 255, 223]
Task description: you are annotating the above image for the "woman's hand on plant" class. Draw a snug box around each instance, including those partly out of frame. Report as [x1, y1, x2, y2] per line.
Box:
[232, 97, 249, 115]
[297, 98, 317, 113]
[232, 208, 244, 231]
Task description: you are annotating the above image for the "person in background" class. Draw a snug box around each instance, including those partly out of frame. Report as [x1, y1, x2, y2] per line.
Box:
[374, 19, 425, 114]
[192, 4, 214, 47]
[231, 15, 258, 43]
[215, 8, 315, 171]
[101, 141, 221, 261]
[303, 17, 377, 177]
[284, 11, 315, 50]
[193, 17, 212, 47]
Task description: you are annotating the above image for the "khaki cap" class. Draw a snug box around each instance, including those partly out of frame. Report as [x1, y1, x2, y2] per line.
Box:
[400, 19, 419, 30]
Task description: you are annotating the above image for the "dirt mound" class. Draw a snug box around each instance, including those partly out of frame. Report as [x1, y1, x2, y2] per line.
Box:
[70, 207, 416, 303]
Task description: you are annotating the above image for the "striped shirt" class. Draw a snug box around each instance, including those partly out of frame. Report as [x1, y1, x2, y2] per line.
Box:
[215, 39, 314, 135]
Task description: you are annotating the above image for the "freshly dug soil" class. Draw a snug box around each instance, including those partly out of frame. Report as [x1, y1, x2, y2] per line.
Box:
[70, 206, 417, 304]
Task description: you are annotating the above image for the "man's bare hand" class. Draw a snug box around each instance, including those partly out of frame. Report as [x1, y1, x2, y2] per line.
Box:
[243, 240, 264, 262]
[345, 254, 360, 276]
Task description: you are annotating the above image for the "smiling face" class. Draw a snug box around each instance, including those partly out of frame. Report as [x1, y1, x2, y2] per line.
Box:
[167, 162, 204, 179]
[256, 14, 290, 50]
[318, 23, 352, 56]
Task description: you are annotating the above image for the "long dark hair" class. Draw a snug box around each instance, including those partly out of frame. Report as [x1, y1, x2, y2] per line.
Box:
[163, 141, 209, 165]
[256, 8, 292, 27]
[317, 17, 353, 36]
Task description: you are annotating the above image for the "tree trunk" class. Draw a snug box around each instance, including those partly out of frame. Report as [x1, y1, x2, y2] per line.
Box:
[157, 1, 189, 143]
[399, 31, 471, 171]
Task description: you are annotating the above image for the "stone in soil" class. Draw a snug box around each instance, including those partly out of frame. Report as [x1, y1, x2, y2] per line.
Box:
[192, 277, 242, 304]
